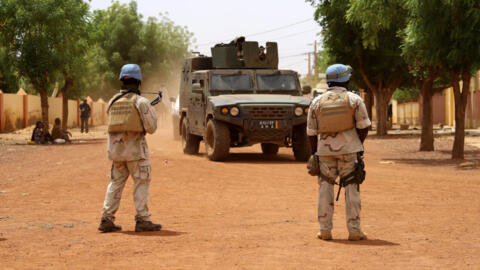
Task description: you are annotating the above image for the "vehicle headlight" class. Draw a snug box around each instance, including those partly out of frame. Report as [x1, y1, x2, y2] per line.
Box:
[294, 107, 303, 116]
[221, 107, 229, 115]
[230, 106, 240, 117]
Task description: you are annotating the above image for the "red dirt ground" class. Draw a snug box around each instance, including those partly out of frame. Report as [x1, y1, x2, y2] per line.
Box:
[0, 125, 479, 269]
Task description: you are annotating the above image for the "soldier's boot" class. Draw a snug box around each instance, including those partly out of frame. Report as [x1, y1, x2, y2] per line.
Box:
[98, 217, 122, 233]
[348, 231, 367, 241]
[135, 220, 162, 232]
[317, 230, 332, 240]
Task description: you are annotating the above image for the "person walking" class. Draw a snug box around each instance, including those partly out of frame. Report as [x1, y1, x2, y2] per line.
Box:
[98, 64, 162, 233]
[307, 64, 371, 241]
[79, 98, 91, 133]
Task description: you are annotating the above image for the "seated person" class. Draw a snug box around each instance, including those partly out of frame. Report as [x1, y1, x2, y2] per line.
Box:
[31, 121, 45, 144]
[30, 121, 55, 144]
[51, 118, 71, 143]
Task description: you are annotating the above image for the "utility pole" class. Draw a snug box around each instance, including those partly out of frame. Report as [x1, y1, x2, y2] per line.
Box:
[307, 53, 312, 86]
[313, 40, 318, 88]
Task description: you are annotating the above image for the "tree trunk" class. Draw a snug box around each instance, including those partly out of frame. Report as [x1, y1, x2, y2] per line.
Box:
[60, 77, 73, 129]
[364, 88, 374, 120]
[373, 89, 394, 136]
[38, 88, 49, 129]
[451, 71, 470, 160]
[420, 79, 434, 151]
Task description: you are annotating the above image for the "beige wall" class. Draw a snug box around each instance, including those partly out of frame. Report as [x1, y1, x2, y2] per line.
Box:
[396, 102, 419, 125]
[3, 94, 24, 131]
[68, 100, 78, 127]
[27, 95, 42, 126]
[47, 97, 62, 126]
[0, 92, 107, 132]
[91, 102, 105, 126]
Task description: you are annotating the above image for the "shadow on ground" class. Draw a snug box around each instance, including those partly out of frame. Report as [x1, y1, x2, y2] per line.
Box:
[225, 153, 299, 164]
[118, 230, 187, 237]
[385, 158, 480, 170]
[328, 239, 399, 246]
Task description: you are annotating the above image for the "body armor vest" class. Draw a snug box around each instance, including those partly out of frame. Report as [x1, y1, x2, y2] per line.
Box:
[108, 93, 144, 133]
[315, 91, 354, 133]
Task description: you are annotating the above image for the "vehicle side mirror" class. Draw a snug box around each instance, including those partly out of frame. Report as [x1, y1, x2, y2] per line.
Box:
[192, 83, 203, 94]
[302, 85, 312, 95]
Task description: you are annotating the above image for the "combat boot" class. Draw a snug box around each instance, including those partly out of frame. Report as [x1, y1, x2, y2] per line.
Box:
[348, 231, 367, 241]
[135, 220, 162, 232]
[317, 230, 332, 240]
[98, 217, 122, 233]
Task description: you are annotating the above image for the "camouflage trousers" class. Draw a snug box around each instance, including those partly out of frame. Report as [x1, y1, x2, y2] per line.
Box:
[102, 159, 151, 221]
[317, 153, 362, 233]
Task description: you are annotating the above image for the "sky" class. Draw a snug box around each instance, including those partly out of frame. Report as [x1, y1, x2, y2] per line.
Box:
[88, 0, 322, 76]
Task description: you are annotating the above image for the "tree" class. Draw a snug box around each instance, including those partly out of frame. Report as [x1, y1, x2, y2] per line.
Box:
[0, 46, 18, 93]
[0, 0, 90, 127]
[56, 1, 90, 129]
[88, 1, 193, 99]
[308, 0, 411, 135]
[404, 0, 480, 159]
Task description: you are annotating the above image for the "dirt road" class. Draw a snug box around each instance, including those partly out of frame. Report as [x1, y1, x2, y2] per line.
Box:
[1, 125, 479, 269]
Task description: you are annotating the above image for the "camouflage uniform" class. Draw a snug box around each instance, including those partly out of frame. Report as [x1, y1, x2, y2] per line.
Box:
[101, 90, 157, 222]
[307, 86, 371, 234]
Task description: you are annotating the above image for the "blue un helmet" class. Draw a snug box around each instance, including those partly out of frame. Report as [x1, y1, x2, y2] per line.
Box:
[119, 64, 142, 81]
[325, 64, 352, 83]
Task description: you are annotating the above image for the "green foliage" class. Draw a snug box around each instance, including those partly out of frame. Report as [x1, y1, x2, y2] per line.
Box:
[316, 49, 330, 75]
[403, 0, 480, 72]
[88, 1, 193, 99]
[0, 0, 192, 101]
[0, 0, 90, 94]
[307, 0, 411, 90]
[393, 87, 419, 103]
[0, 46, 18, 93]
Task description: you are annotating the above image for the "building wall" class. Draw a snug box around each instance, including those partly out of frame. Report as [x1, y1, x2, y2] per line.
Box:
[0, 91, 108, 132]
[27, 95, 42, 126]
[396, 102, 419, 126]
[47, 97, 62, 126]
[67, 100, 78, 127]
[3, 94, 23, 131]
[91, 102, 105, 126]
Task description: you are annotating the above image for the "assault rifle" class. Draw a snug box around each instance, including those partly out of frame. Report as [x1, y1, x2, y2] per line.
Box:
[142, 91, 163, 106]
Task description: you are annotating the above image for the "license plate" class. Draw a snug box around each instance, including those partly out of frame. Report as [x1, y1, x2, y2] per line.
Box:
[259, 120, 279, 129]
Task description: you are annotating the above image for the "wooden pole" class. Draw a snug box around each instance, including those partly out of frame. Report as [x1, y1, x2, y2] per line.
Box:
[0, 90, 4, 131]
[314, 41, 318, 88]
[307, 53, 312, 86]
[23, 94, 28, 128]
[77, 99, 80, 127]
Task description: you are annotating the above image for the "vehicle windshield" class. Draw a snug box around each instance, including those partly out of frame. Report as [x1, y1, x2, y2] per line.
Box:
[256, 74, 298, 90]
[211, 74, 251, 90]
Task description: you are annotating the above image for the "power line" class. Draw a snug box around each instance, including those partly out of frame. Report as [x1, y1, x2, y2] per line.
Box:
[248, 18, 313, 38]
[272, 28, 319, 40]
[196, 18, 313, 47]
[280, 59, 307, 67]
[280, 51, 313, 59]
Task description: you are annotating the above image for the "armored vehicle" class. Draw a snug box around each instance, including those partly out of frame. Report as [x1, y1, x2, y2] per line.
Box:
[178, 37, 312, 161]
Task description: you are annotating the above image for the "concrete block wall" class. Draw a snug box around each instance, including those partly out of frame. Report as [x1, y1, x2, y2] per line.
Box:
[0, 89, 107, 132]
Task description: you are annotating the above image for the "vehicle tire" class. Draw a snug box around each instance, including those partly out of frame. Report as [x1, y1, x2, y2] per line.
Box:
[181, 118, 200, 154]
[172, 115, 180, 140]
[205, 119, 230, 161]
[261, 143, 279, 156]
[293, 124, 311, 162]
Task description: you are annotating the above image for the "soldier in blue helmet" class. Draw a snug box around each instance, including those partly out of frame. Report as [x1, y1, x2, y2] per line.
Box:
[307, 64, 371, 241]
[98, 64, 162, 233]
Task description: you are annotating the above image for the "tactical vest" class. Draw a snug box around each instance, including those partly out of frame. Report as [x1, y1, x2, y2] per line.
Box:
[108, 93, 144, 133]
[315, 91, 354, 133]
